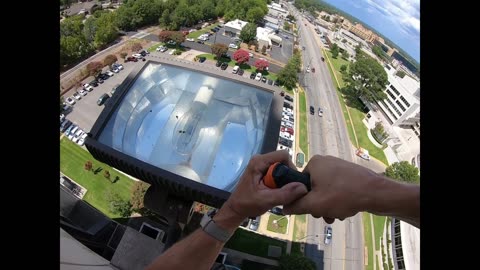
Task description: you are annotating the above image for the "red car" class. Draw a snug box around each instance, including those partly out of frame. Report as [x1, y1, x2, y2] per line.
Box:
[281, 127, 294, 135]
[126, 56, 138, 62]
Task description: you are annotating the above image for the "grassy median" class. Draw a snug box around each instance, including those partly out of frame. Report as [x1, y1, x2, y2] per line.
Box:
[373, 215, 386, 251]
[363, 213, 374, 270]
[60, 137, 135, 218]
[323, 50, 388, 165]
[293, 214, 306, 241]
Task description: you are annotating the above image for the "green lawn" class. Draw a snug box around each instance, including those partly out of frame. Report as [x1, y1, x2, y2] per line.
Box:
[363, 213, 374, 270]
[60, 137, 135, 218]
[266, 214, 288, 234]
[293, 214, 306, 241]
[298, 90, 309, 159]
[373, 215, 386, 251]
[187, 23, 219, 39]
[225, 227, 287, 258]
[323, 50, 388, 165]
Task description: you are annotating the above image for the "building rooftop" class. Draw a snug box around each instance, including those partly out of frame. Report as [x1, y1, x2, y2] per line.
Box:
[385, 66, 420, 104]
[224, 19, 248, 31]
[400, 221, 420, 270]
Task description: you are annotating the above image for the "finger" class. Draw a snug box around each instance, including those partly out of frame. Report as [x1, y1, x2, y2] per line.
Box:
[257, 150, 291, 174]
[302, 154, 320, 175]
[323, 217, 335, 224]
[264, 182, 308, 206]
[282, 194, 312, 215]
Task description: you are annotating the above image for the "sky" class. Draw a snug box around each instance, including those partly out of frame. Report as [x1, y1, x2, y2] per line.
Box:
[322, 0, 420, 63]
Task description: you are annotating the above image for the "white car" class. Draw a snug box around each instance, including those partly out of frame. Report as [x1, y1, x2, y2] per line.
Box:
[73, 92, 81, 100]
[189, 29, 196, 33]
[132, 53, 143, 59]
[78, 89, 87, 96]
[77, 133, 88, 146]
[72, 130, 84, 143]
[111, 67, 120, 73]
[229, 43, 238, 49]
[113, 63, 124, 70]
[255, 73, 262, 81]
[66, 97, 76, 105]
[356, 148, 370, 161]
[279, 132, 293, 140]
[186, 38, 194, 42]
[105, 70, 115, 77]
[156, 46, 168, 52]
[306, 67, 311, 72]
[83, 83, 94, 91]
[318, 108, 323, 117]
[249, 52, 253, 57]
[68, 126, 79, 140]
[167, 40, 176, 45]
[232, 65, 240, 74]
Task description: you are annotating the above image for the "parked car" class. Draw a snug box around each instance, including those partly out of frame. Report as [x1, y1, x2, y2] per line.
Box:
[267, 79, 274, 85]
[73, 92, 81, 100]
[197, 40, 205, 44]
[356, 148, 370, 161]
[220, 62, 228, 70]
[228, 43, 238, 49]
[111, 66, 120, 73]
[232, 65, 239, 74]
[321, 57, 325, 62]
[255, 73, 262, 81]
[283, 102, 293, 109]
[269, 206, 284, 216]
[281, 127, 294, 135]
[72, 130, 84, 143]
[66, 97, 76, 105]
[97, 73, 109, 80]
[237, 69, 244, 76]
[60, 120, 72, 132]
[139, 49, 149, 56]
[186, 38, 195, 42]
[198, 56, 206, 63]
[280, 91, 285, 96]
[274, 80, 280, 86]
[132, 53, 143, 59]
[261, 77, 267, 83]
[105, 70, 115, 77]
[89, 80, 98, 87]
[310, 106, 314, 115]
[156, 46, 168, 52]
[126, 56, 138, 62]
[249, 216, 260, 231]
[77, 133, 88, 146]
[216, 61, 222, 67]
[324, 226, 332, 245]
[112, 63, 124, 70]
[318, 107, 323, 117]
[83, 83, 94, 92]
[167, 40, 176, 45]
[68, 125, 79, 140]
[211, 28, 218, 32]
[111, 84, 119, 95]
[250, 73, 256, 79]
[285, 95, 293, 102]
[96, 77, 104, 83]
[64, 124, 76, 136]
[97, 93, 110, 106]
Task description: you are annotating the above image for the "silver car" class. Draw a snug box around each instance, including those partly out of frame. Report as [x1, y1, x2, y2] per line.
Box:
[249, 216, 260, 231]
[324, 226, 332, 245]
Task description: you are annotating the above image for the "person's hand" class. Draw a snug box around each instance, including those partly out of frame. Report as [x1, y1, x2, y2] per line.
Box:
[214, 151, 309, 232]
[283, 155, 380, 223]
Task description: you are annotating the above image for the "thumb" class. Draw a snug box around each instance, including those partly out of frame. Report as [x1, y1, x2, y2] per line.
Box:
[267, 182, 308, 206]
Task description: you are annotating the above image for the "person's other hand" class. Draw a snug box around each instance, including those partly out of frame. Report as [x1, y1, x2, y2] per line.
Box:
[224, 150, 309, 219]
[283, 155, 379, 223]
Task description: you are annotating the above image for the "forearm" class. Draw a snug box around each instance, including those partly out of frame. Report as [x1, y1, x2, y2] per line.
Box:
[146, 204, 245, 270]
[366, 174, 420, 228]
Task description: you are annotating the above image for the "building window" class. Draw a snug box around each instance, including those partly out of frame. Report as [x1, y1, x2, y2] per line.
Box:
[386, 98, 402, 116]
[380, 100, 398, 120]
[396, 100, 406, 112]
[400, 96, 411, 107]
[390, 85, 400, 96]
[386, 89, 396, 100]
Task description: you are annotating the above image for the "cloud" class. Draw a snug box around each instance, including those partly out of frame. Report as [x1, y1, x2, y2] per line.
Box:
[362, 0, 420, 39]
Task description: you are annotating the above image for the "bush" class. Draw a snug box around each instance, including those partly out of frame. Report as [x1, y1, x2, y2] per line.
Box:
[173, 49, 182, 55]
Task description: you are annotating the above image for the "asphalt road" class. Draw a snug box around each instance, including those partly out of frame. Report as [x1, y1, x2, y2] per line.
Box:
[287, 4, 366, 270]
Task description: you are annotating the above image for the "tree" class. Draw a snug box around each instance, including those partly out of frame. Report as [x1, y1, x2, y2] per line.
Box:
[344, 54, 388, 103]
[169, 31, 186, 46]
[278, 52, 301, 89]
[103, 170, 111, 180]
[158, 30, 174, 42]
[246, 6, 265, 23]
[159, 9, 171, 28]
[340, 65, 347, 72]
[131, 42, 142, 52]
[233, 49, 250, 64]
[239, 22, 257, 43]
[286, 14, 295, 21]
[283, 21, 290, 31]
[84, 161, 93, 171]
[342, 50, 350, 60]
[254, 58, 269, 71]
[94, 12, 118, 49]
[395, 70, 406, 78]
[385, 161, 419, 184]
[86, 61, 103, 77]
[261, 45, 267, 55]
[106, 190, 132, 217]
[331, 43, 339, 58]
[130, 181, 151, 212]
[211, 43, 228, 59]
[103, 54, 118, 67]
[279, 254, 315, 270]
[372, 121, 388, 143]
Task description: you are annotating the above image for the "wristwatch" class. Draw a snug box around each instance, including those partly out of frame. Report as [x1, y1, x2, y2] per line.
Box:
[200, 209, 232, 243]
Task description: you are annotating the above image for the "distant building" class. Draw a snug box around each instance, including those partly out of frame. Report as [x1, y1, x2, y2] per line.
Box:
[391, 51, 418, 75]
[267, 4, 288, 18]
[349, 23, 379, 44]
[224, 19, 248, 37]
[257, 27, 282, 50]
[391, 219, 420, 270]
[341, 18, 353, 30]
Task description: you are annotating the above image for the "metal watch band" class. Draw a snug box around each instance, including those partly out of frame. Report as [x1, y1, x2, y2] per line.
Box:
[200, 214, 232, 243]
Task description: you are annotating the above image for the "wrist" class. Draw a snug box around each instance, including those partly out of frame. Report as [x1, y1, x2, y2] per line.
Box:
[213, 202, 247, 234]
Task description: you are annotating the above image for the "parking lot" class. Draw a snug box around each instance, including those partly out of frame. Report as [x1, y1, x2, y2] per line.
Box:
[62, 59, 145, 132]
[269, 30, 294, 64]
